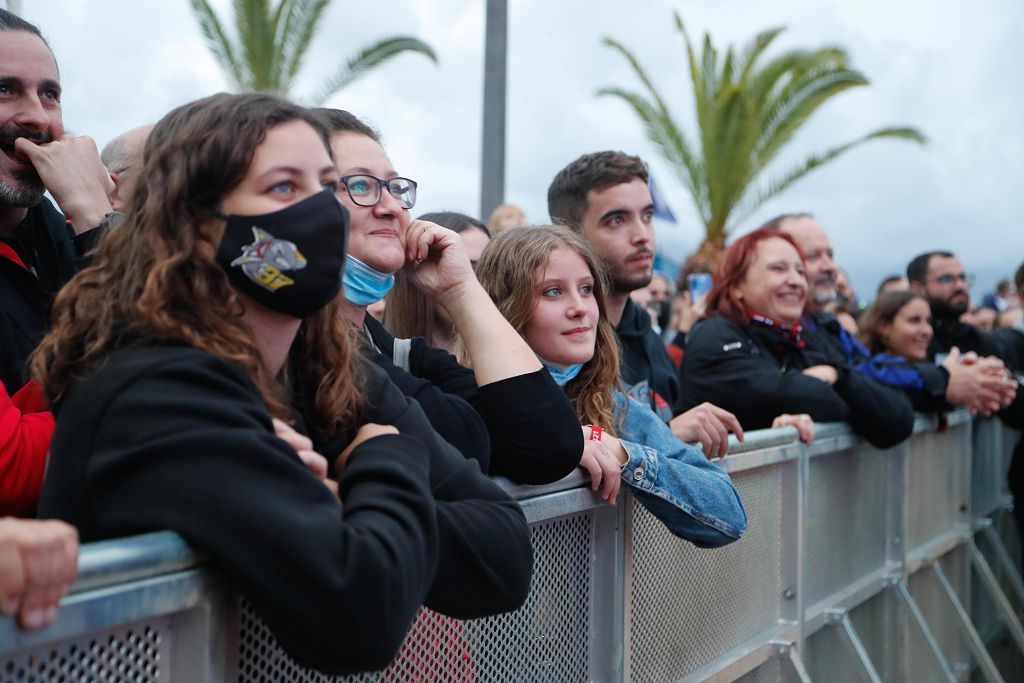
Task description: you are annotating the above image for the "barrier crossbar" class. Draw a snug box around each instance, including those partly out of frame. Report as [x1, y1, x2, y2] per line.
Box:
[1, 411, 1021, 682]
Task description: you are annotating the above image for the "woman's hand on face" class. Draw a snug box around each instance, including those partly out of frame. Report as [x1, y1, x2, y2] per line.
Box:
[273, 418, 338, 498]
[336, 423, 400, 475]
[802, 364, 838, 386]
[403, 220, 476, 299]
[771, 413, 816, 444]
[578, 426, 622, 504]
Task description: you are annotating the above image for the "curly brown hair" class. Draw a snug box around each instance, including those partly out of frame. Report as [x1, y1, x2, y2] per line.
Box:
[32, 92, 361, 434]
[474, 225, 625, 433]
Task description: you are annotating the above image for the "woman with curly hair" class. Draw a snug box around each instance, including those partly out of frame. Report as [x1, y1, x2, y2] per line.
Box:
[32, 93, 532, 674]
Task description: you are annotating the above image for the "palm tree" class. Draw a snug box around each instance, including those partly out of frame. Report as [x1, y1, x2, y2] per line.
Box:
[598, 13, 925, 271]
[189, 0, 437, 104]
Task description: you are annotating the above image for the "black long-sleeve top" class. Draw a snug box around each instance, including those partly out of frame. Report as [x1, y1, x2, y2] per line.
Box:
[677, 316, 915, 449]
[39, 342, 533, 674]
[364, 315, 583, 484]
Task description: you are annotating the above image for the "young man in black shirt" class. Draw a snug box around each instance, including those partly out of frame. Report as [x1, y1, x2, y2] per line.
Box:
[548, 151, 742, 458]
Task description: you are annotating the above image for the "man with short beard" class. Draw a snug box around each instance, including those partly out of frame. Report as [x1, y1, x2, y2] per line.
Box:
[549, 151, 744, 459]
[0, 10, 115, 515]
[908, 251, 1003, 359]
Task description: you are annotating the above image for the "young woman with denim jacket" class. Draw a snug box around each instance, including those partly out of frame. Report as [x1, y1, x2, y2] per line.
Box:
[472, 224, 748, 548]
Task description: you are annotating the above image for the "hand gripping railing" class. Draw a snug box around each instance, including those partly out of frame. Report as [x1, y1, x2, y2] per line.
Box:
[1, 412, 1021, 682]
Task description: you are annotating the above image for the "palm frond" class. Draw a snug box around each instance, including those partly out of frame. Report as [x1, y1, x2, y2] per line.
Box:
[597, 86, 708, 216]
[233, 0, 277, 91]
[754, 68, 868, 166]
[600, 15, 925, 242]
[738, 126, 927, 220]
[189, 0, 244, 89]
[279, 0, 332, 89]
[736, 26, 785, 83]
[312, 36, 438, 105]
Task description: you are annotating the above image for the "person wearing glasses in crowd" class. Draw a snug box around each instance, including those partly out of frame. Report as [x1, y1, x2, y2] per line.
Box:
[32, 93, 533, 674]
[316, 109, 582, 485]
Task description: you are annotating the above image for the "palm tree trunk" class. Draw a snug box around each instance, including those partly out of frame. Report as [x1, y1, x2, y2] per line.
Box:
[681, 235, 726, 280]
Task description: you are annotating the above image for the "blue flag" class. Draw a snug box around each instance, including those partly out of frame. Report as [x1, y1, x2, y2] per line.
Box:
[648, 175, 677, 224]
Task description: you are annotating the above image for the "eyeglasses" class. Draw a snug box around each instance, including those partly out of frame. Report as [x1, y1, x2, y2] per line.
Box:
[931, 273, 975, 287]
[339, 174, 417, 209]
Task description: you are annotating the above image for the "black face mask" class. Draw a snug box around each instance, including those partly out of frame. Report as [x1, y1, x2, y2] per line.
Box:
[214, 189, 348, 319]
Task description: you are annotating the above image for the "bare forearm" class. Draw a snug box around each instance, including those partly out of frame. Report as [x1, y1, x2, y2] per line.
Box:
[440, 282, 541, 385]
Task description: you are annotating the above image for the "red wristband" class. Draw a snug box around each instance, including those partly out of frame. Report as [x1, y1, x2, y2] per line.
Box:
[589, 425, 603, 441]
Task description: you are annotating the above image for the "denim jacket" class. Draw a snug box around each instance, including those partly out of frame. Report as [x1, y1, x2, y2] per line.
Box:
[615, 391, 747, 547]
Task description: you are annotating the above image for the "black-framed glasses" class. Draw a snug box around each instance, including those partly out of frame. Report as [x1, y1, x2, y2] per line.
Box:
[932, 273, 975, 287]
[339, 174, 417, 209]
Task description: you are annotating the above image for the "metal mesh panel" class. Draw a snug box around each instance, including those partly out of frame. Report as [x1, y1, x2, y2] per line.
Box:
[236, 512, 593, 683]
[0, 621, 167, 683]
[804, 447, 888, 606]
[628, 465, 785, 683]
[733, 656, 783, 683]
[802, 624, 865, 683]
[906, 428, 962, 552]
[463, 513, 591, 683]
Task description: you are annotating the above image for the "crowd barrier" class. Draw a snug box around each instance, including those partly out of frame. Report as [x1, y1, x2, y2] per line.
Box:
[1, 412, 1021, 682]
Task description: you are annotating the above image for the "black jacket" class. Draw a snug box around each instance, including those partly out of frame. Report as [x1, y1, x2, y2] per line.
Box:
[39, 343, 533, 675]
[678, 316, 915, 449]
[364, 315, 582, 484]
[617, 298, 679, 421]
[0, 199, 101, 390]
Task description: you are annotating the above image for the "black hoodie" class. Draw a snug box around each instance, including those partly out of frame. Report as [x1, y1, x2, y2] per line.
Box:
[616, 297, 679, 422]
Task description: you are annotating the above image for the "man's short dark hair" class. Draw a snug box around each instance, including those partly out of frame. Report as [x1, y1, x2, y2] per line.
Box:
[761, 212, 814, 230]
[907, 250, 955, 285]
[313, 108, 381, 143]
[0, 9, 56, 67]
[547, 151, 648, 231]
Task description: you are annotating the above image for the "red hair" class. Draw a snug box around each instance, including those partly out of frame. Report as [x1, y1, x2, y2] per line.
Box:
[705, 226, 805, 327]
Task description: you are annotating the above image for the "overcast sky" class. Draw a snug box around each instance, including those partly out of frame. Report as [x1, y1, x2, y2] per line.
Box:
[20, 0, 1024, 298]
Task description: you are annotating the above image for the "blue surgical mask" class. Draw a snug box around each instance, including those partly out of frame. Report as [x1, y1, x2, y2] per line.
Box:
[541, 359, 584, 387]
[342, 254, 395, 306]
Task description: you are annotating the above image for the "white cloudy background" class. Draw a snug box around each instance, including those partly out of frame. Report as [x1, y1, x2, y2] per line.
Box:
[20, 0, 1024, 299]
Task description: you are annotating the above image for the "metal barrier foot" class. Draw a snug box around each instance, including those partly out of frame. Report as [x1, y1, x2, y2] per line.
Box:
[980, 524, 1024, 608]
[895, 580, 958, 682]
[931, 562, 1005, 683]
[824, 609, 883, 683]
[770, 640, 814, 683]
[969, 540, 1024, 657]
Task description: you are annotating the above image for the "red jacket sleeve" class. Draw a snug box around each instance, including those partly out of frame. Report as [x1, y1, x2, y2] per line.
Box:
[0, 379, 54, 517]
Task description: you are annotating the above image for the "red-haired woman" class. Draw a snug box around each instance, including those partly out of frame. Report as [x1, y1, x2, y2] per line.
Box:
[676, 228, 914, 448]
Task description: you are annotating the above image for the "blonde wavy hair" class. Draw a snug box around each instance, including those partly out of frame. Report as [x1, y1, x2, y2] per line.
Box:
[473, 225, 624, 433]
[32, 92, 362, 434]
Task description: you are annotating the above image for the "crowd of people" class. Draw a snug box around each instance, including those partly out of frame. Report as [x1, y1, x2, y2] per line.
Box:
[1, 9, 1022, 675]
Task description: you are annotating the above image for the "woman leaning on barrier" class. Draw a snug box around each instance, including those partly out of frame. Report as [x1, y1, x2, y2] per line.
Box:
[316, 108, 583, 486]
[472, 225, 748, 547]
[29, 93, 533, 675]
[857, 290, 1017, 416]
[677, 227, 915, 449]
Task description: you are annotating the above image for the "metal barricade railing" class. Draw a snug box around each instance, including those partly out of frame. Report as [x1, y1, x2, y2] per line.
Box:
[1, 412, 1021, 682]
